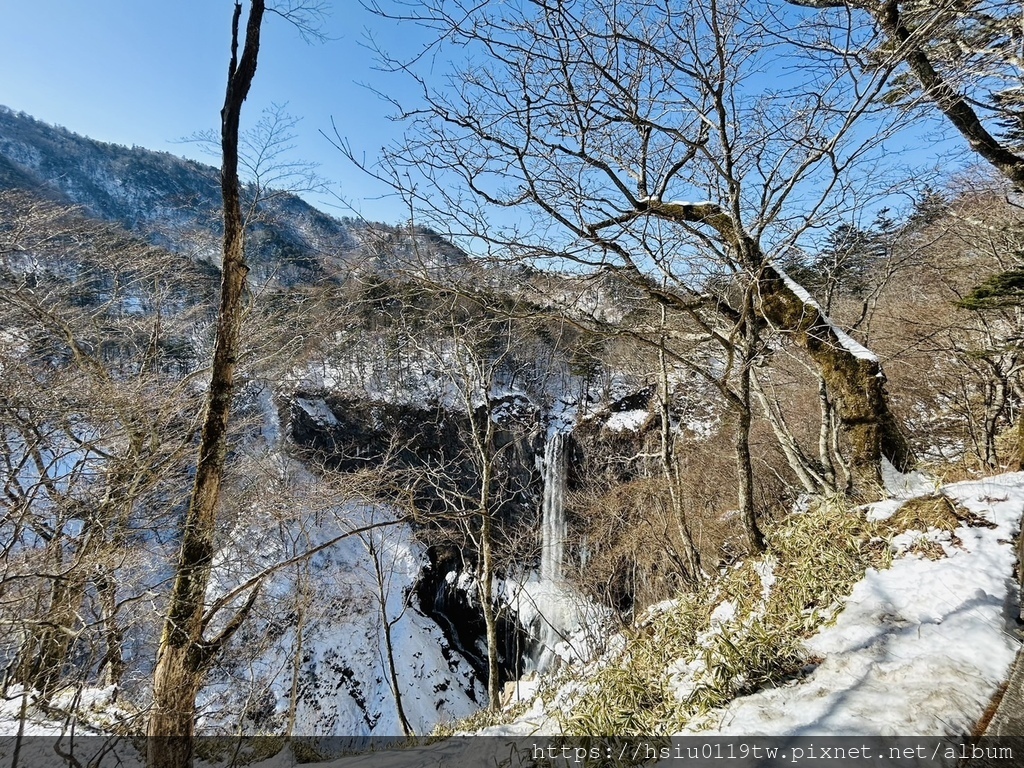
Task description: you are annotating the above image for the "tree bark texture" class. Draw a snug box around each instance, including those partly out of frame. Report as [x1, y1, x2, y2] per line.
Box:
[148, 4, 264, 767]
[648, 200, 912, 492]
[757, 264, 912, 489]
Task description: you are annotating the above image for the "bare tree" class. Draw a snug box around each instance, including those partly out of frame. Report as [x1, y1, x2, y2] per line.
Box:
[351, 277, 538, 710]
[0, 191, 207, 701]
[419, 297, 526, 711]
[148, 3, 270, 766]
[357, 519, 415, 736]
[789, 0, 1024, 188]
[361, 0, 914, 493]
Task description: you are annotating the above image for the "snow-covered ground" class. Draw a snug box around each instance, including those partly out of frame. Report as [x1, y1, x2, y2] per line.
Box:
[471, 471, 1024, 739]
[3, 472, 1021, 767]
[683, 473, 1022, 736]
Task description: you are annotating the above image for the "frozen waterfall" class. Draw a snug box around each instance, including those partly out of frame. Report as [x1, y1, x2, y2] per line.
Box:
[516, 429, 572, 674]
[540, 430, 567, 582]
[514, 429, 604, 675]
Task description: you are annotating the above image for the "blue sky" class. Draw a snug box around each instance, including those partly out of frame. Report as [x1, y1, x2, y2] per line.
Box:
[0, 1, 972, 236]
[0, 1, 417, 222]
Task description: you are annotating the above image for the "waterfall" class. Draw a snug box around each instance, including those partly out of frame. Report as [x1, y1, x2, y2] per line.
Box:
[539, 431, 567, 582]
[515, 427, 602, 676]
[516, 430, 570, 675]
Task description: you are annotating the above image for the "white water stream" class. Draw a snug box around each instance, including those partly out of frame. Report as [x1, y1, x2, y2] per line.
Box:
[539, 431, 567, 583]
[518, 430, 572, 674]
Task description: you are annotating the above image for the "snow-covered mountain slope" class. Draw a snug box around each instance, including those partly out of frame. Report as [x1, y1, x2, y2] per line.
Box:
[0, 106, 466, 283]
[187, 390, 488, 740]
[201, 498, 485, 739]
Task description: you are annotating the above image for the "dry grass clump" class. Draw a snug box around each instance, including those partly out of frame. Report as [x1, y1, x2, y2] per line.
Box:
[562, 497, 918, 735]
[878, 494, 995, 537]
[445, 490, 993, 737]
[883, 495, 961, 534]
[431, 698, 530, 737]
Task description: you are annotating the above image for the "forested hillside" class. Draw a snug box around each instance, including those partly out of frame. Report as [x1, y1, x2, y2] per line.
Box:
[3, 0, 1024, 765]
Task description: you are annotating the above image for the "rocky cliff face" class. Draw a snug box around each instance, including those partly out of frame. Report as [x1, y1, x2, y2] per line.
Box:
[283, 383, 666, 685]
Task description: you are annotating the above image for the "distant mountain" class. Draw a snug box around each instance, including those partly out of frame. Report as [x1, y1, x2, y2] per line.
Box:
[0, 106, 466, 284]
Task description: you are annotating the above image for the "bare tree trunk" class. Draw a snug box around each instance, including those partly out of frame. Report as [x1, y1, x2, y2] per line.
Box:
[366, 536, 413, 736]
[656, 307, 702, 582]
[756, 264, 911, 490]
[96, 567, 125, 690]
[148, 4, 264, 767]
[285, 580, 306, 742]
[381, 612, 413, 736]
[478, 463, 501, 711]
[148, 646, 204, 768]
[817, 376, 839, 491]
[984, 378, 1007, 468]
[735, 404, 762, 552]
[647, 202, 912, 493]
[17, 564, 88, 696]
[737, 306, 765, 553]
[751, 370, 828, 495]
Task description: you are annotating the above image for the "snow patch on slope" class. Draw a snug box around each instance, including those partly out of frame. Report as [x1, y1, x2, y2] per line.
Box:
[604, 409, 648, 432]
[201, 494, 484, 738]
[684, 473, 1022, 736]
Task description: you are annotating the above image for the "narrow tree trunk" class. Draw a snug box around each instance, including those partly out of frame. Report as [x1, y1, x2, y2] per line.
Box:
[148, 5, 264, 767]
[285, 600, 304, 741]
[16, 528, 108, 697]
[381, 615, 413, 736]
[96, 567, 125, 690]
[735, 406, 763, 552]
[656, 313, 702, 582]
[479, 500, 501, 711]
[817, 376, 839, 491]
[368, 539, 413, 736]
[751, 370, 829, 495]
[737, 311, 765, 552]
[18, 567, 88, 696]
[468, 409, 502, 712]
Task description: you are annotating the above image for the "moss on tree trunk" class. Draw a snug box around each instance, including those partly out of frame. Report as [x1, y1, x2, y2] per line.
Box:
[758, 265, 912, 491]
